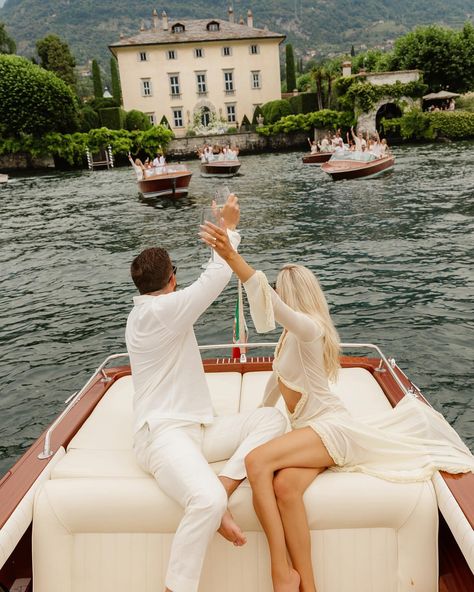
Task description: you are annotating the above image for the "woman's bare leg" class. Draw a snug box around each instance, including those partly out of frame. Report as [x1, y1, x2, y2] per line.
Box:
[245, 428, 334, 592]
[274, 467, 325, 592]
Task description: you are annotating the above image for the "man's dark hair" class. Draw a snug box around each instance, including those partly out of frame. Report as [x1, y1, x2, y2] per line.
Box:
[131, 247, 173, 294]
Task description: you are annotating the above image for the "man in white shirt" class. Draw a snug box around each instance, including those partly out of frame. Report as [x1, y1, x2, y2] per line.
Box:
[126, 194, 286, 592]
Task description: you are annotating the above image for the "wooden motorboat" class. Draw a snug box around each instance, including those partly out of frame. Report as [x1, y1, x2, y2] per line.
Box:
[200, 160, 241, 178]
[302, 151, 334, 165]
[0, 341, 472, 592]
[321, 153, 395, 180]
[0, 174, 8, 184]
[138, 165, 192, 198]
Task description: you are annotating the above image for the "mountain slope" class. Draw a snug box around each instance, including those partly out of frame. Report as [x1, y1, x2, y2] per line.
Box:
[1, 0, 473, 65]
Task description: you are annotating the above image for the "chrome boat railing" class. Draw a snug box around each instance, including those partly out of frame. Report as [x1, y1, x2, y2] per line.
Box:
[37, 343, 418, 460]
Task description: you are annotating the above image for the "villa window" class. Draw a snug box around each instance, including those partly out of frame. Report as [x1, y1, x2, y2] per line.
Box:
[224, 70, 234, 93]
[226, 104, 236, 123]
[222, 46, 232, 57]
[141, 79, 152, 97]
[196, 73, 207, 94]
[167, 50, 177, 60]
[172, 23, 185, 33]
[194, 48, 204, 58]
[146, 113, 156, 125]
[251, 71, 261, 89]
[138, 51, 148, 62]
[169, 74, 180, 96]
[173, 108, 184, 128]
[250, 44, 259, 55]
[207, 21, 220, 32]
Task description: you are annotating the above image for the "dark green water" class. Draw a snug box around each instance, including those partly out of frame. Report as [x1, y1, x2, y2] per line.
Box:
[0, 142, 473, 477]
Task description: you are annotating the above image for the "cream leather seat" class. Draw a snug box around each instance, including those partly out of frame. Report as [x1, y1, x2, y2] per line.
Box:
[34, 368, 439, 592]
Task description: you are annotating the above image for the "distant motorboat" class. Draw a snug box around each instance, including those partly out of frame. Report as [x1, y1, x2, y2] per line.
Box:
[302, 151, 334, 165]
[0, 174, 8, 184]
[200, 160, 241, 178]
[321, 152, 395, 180]
[136, 165, 192, 199]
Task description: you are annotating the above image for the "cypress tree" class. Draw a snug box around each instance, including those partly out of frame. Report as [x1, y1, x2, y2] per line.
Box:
[91, 59, 103, 98]
[351, 45, 356, 57]
[110, 57, 122, 104]
[285, 44, 296, 92]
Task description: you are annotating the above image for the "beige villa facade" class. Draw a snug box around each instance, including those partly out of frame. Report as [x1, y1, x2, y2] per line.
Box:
[109, 8, 285, 137]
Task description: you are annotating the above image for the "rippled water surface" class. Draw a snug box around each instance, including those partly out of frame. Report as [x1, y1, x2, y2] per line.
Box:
[1, 142, 473, 476]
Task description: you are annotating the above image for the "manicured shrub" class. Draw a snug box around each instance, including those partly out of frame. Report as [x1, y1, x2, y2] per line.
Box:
[99, 107, 125, 130]
[125, 109, 151, 131]
[0, 54, 78, 135]
[261, 99, 292, 124]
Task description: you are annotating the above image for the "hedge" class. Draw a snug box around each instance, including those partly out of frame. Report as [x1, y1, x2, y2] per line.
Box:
[256, 109, 355, 136]
[382, 109, 474, 140]
[99, 107, 126, 130]
[0, 125, 174, 165]
[261, 99, 292, 124]
[289, 93, 318, 114]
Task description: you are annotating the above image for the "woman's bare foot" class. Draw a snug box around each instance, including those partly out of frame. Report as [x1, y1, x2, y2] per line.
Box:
[218, 509, 247, 546]
[272, 567, 300, 592]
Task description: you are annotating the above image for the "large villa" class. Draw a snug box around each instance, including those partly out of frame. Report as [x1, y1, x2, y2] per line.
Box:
[109, 7, 285, 136]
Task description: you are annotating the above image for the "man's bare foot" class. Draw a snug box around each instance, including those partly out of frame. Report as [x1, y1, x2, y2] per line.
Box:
[272, 567, 300, 592]
[218, 509, 247, 546]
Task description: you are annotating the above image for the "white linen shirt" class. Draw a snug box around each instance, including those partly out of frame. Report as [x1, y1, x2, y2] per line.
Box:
[126, 230, 241, 433]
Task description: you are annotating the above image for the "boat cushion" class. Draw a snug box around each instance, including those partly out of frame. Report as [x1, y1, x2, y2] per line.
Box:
[33, 472, 438, 592]
[66, 372, 242, 451]
[239, 367, 392, 416]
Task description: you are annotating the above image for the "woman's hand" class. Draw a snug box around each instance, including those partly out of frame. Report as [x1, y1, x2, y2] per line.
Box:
[200, 221, 234, 261]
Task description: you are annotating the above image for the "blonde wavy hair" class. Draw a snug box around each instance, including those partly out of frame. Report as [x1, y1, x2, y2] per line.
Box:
[275, 264, 340, 380]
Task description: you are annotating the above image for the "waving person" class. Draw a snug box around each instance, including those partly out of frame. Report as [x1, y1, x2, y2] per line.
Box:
[200, 220, 474, 592]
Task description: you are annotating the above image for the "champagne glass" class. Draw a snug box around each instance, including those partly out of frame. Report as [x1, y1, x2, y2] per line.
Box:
[200, 186, 230, 269]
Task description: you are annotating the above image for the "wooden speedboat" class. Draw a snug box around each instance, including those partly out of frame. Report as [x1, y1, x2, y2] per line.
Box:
[0, 174, 8, 184]
[302, 151, 334, 165]
[321, 153, 395, 180]
[200, 160, 241, 178]
[138, 165, 192, 198]
[0, 341, 472, 592]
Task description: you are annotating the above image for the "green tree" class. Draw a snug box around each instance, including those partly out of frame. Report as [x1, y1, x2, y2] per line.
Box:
[36, 34, 76, 88]
[350, 45, 355, 57]
[110, 57, 122, 104]
[388, 24, 472, 92]
[125, 109, 151, 131]
[0, 55, 78, 136]
[0, 22, 16, 54]
[285, 44, 296, 92]
[91, 59, 103, 98]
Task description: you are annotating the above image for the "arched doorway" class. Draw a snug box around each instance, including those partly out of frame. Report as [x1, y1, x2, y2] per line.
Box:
[376, 102, 402, 139]
[201, 107, 211, 127]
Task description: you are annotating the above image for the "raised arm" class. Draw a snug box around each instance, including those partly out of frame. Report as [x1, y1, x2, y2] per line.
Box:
[200, 222, 321, 342]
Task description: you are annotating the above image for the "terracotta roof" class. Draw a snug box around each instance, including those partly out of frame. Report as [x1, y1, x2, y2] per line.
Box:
[109, 18, 285, 50]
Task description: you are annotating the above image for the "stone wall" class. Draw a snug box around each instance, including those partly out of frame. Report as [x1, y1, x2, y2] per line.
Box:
[363, 70, 421, 86]
[357, 97, 420, 134]
[167, 130, 308, 159]
[0, 153, 54, 170]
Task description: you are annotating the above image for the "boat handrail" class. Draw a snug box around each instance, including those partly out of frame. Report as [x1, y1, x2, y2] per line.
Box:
[37, 343, 416, 460]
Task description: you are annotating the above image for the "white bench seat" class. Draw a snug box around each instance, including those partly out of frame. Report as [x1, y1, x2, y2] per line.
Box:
[34, 367, 439, 592]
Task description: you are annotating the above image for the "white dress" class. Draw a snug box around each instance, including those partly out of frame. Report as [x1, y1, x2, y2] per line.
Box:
[244, 272, 474, 482]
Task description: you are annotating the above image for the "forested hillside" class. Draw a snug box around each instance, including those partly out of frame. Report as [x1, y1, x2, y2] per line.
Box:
[1, 0, 473, 65]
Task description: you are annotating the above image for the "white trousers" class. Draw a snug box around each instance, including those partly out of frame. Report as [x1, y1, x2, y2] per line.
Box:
[134, 407, 286, 592]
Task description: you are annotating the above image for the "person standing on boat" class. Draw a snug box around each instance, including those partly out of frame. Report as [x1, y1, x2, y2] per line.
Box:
[126, 194, 287, 592]
[200, 220, 474, 592]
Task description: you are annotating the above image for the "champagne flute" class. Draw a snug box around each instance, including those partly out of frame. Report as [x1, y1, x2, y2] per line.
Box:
[200, 186, 230, 269]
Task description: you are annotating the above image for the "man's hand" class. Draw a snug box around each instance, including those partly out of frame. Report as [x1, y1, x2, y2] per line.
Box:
[220, 193, 239, 231]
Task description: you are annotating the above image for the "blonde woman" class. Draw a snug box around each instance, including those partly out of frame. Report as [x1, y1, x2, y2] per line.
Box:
[200, 221, 474, 592]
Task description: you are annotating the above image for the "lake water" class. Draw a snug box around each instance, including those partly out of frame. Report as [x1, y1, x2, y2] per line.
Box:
[0, 142, 473, 477]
